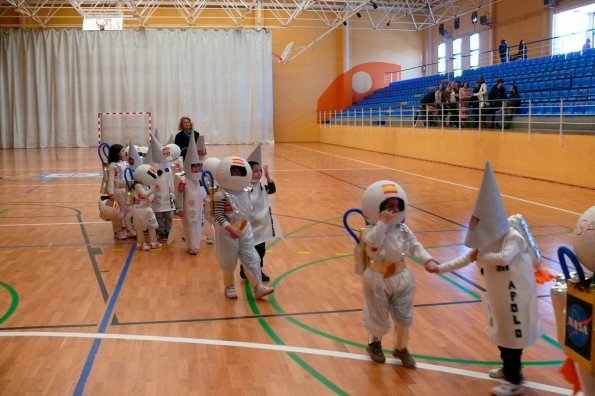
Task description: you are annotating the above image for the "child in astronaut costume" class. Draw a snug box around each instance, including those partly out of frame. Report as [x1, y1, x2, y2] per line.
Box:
[132, 164, 161, 250]
[360, 180, 435, 367]
[173, 135, 207, 255]
[213, 156, 274, 300]
[426, 161, 541, 396]
[148, 134, 180, 241]
[551, 206, 595, 396]
[106, 143, 135, 240]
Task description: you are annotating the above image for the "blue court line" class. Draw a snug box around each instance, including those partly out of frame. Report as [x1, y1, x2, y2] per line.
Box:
[73, 243, 136, 396]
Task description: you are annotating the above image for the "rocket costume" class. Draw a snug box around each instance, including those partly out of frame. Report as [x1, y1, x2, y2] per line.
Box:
[173, 135, 207, 255]
[360, 180, 434, 367]
[213, 156, 274, 300]
[436, 161, 541, 396]
[240, 145, 282, 281]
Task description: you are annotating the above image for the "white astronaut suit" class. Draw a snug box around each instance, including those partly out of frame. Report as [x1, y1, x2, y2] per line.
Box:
[173, 134, 206, 254]
[107, 156, 134, 237]
[147, 135, 179, 239]
[213, 156, 274, 300]
[360, 180, 433, 366]
[132, 164, 161, 250]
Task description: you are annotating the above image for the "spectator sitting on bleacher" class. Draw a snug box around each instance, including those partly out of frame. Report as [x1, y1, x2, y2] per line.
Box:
[583, 38, 591, 53]
[459, 81, 473, 127]
[446, 81, 460, 126]
[415, 88, 438, 126]
[435, 83, 447, 125]
[495, 84, 521, 129]
[486, 78, 508, 128]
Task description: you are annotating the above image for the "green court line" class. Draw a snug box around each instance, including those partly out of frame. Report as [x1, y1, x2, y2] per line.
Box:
[245, 280, 349, 395]
[0, 280, 19, 325]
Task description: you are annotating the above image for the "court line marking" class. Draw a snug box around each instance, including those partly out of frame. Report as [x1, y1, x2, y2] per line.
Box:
[0, 221, 106, 227]
[0, 331, 572, 395]
[286, 144, 583, 216]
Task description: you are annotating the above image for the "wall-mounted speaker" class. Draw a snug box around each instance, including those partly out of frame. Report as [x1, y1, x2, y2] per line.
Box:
[471, 11, 478, 24]
[480, 15, 489, 25]
[454, 17, 460, 29]
[544, 0, 556, 7]
[439, 23, 445, 36]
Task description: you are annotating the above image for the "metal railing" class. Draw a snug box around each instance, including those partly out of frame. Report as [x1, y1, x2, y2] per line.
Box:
[317, 99, 595, 134]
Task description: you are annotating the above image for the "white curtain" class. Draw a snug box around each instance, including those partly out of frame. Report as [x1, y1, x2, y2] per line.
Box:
[0, 29, 273, 148]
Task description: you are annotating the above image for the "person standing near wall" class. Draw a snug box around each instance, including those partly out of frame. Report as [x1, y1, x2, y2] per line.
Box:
[499, 39, 509, 63]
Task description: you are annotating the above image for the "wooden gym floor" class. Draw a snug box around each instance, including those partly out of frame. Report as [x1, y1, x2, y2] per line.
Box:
[0, 143, 593, 395]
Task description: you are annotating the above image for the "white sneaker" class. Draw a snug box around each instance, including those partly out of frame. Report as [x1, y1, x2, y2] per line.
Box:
[253, 284, 274, 299]
[127, 229, 137, 238]
[225, 285, 238, 299]
[490, 382, 525, 396]
[488, 366, 505, 379]
[115, 231, 128, 240]
[206, 235, 215, 244]
[142, 243, 151, 251]
[150, 242, 162, 249]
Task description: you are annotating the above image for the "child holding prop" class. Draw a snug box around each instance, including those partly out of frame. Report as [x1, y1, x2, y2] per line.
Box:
[132, 164, 161, 251]
[344, 180, 436, 367]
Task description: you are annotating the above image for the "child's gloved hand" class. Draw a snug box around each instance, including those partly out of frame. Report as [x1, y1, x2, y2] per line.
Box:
[379, 209, 397, 224]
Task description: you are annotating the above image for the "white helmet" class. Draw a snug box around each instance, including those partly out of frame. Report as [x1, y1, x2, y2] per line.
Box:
[98, 197, 121, 221]
[574, 205, 595, 271]
[134, 164, 159, 186]
[203, 157, 221, 175]
[215, 156, 252, 192]
[163, 143, 181, 162]
[362, 180, 408, 226]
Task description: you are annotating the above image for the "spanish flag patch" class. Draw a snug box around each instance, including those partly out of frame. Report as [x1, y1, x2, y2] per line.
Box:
[231, 157, 245, 165]
[382, 184, 397, 194]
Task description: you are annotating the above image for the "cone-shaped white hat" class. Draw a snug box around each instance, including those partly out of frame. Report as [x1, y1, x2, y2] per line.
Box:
[183, 131, 201, 175]
[197, 135, 206, 152]
[167, 134, 175, 145]
[127, 141, 143, 170]
[149, 133, 166, 163]
[246, 145, 262, 164]
[464, 161, 509, 249]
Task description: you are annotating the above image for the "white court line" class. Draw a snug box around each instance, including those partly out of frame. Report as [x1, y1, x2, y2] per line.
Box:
[0, 221, 106, 227]
[0, 183, 99, 188]
[0, 331, 572, 395]
[287, 144, 582, 216]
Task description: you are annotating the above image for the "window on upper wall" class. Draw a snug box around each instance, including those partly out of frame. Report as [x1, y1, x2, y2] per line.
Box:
[470, 33, 479, 69]
[452, 38, 462, 77]
[552, 4, 594, 54]
[438, 43, 446, 74]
